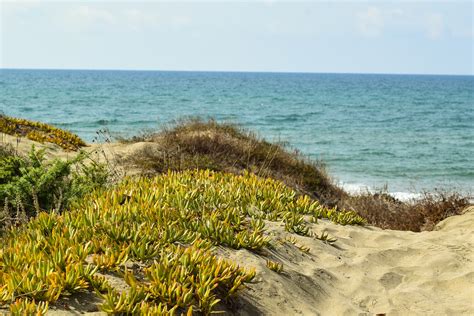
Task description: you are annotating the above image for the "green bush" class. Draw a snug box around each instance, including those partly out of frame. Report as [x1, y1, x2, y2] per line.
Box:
[0, 145, 109, 229]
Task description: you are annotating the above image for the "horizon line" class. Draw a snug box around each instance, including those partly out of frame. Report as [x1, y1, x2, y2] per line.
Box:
[1, 67, 473, 77]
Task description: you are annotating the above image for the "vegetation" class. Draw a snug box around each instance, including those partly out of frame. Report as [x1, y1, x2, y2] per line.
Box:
[122, 118, 470, 232]
[0, 145, 109, 230]
[122, 118, 345, 205]
[9, 298, 49, 315]
[266, 260, 283, 273]
[313, 230, 337, 245]
[0, 116, 470, 314]
[341, 190, 470, 231]
[0, 115, 86, 151]
[0, 170, 363, 314]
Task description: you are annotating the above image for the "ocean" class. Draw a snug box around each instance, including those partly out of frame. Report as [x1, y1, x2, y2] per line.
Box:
[1, 69, 473, 199]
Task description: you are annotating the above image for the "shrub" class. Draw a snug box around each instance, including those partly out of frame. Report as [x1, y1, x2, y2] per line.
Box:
[343, 190, 470, 232]
[0, 145, 109, 230]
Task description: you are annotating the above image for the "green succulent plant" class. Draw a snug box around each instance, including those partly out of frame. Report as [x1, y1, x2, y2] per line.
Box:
[0, 169, 364, 314]
[266, 260, 283, 273]
[0, 115, 86, 151]
[9, 298, 48, 316]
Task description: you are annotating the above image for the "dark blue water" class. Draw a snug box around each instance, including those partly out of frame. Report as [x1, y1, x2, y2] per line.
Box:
[1, 69, 473, 197]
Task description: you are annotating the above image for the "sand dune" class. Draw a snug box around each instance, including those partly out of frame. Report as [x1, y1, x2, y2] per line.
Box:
[2, 133, 473, 315]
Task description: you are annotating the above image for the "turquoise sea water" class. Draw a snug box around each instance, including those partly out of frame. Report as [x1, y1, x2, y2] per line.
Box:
[1, 69, 473, 198]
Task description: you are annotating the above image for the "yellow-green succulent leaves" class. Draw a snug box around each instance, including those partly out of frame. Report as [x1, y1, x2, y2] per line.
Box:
[0, 170, 365, 314]
[0, 115, 86, 151]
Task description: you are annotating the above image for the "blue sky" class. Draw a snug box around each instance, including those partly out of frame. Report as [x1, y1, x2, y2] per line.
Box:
[1, 1, 473, 75]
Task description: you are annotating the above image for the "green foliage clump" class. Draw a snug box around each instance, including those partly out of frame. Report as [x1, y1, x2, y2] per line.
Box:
[266, 260, 283, 273]
[0, 146, 109, 228]
[9, 298, 48, 315]
[314, 205, 366, 226]
[0, 170, 363, 314]
[0, 115, 86, 151]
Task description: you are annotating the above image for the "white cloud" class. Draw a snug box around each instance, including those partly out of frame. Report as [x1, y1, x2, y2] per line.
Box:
[59, 5, 190, 32]
[122, 9, 190, 31]
[76, 5, 115, 24]
[122, 8, 160, 31]
[425, 13, 444, 39]
[356, 7, 384, 38]
[355, 7, 448, 40]
[63, 5, 117, 31]
[0, 0, 41, 15]
[0, 0, 41, 4]
[388, 8, 404, 18]
[171, 15, 191, 28]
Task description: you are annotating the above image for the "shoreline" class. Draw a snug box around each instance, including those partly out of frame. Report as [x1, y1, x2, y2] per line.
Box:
[339, 181, 474, 203]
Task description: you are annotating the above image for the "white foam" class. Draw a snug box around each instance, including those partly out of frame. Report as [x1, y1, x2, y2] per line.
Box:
[338, 182, 422, 202]
[389, 191, 423, 202]
[339, 182, 372, 195]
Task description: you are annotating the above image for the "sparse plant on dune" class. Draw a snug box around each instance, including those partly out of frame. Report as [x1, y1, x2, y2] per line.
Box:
[296, 244, 310, 253]
[313, 230, 337, 245]
[284, 236, 311, 253]
[285, 236, 298, 245]
[0, 115, 86, 151]
[266, 260, 283, 273]
[9, 298, 48, 316]
[284, 212, 310, 236]
[342, 190, 471, 231]
[314, 206, 366, 226]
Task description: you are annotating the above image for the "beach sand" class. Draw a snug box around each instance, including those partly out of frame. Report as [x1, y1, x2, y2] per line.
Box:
[224, 207, 474, 315]
[2, 133, 473, 315]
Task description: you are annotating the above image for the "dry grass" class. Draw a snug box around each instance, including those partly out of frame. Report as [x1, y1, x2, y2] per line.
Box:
[121, 118, 470, 232]
[122, 118, 346, 205]
[343, 190, 470, 231]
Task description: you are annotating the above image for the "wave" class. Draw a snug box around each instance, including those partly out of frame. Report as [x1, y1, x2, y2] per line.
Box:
[263, 113, 317, 123]
[338, 182, 423, 202]
[54, 119, 121, 127]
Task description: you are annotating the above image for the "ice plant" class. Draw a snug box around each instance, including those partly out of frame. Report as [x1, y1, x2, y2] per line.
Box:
[0, 115, 86, 151]
[0, 170, 364, 314]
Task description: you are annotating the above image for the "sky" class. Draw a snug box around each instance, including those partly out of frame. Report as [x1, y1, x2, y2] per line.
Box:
[0, 0, 473, 75]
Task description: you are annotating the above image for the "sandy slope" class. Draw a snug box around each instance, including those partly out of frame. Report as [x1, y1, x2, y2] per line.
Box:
[2, 134, 473, 315]
[226, 207, 474, 315]
[0, 132, 158, 176]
